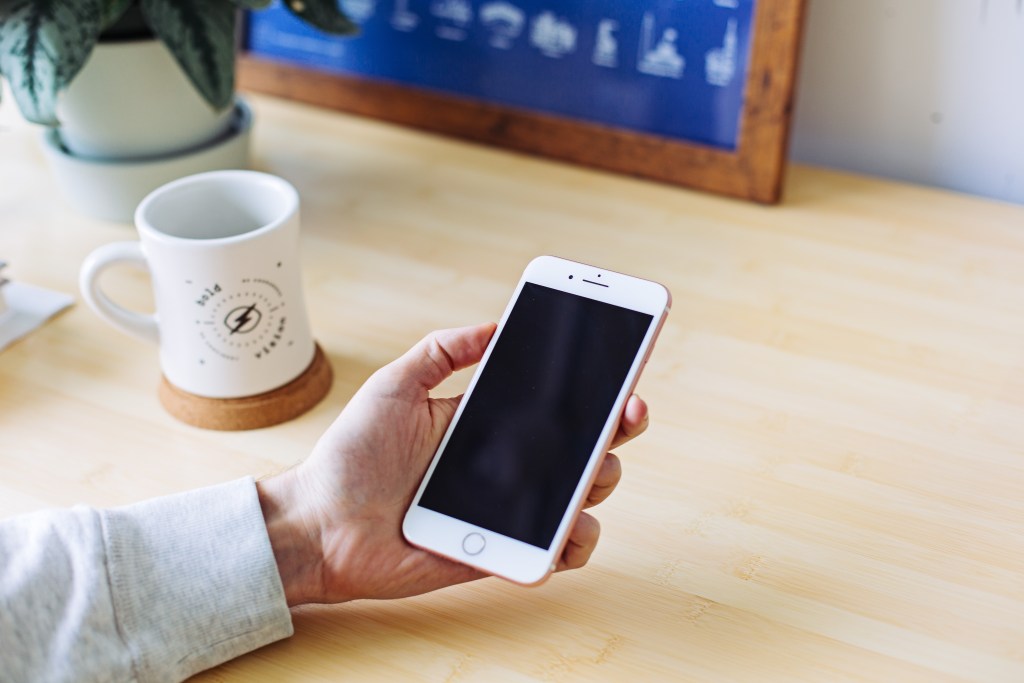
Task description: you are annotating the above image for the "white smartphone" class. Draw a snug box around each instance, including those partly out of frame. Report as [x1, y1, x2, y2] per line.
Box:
[402, 255, 671, 585]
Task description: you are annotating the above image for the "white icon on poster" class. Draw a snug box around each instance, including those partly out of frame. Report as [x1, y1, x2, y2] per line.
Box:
[530, 12, 577, 58]
[705, 18, 738, 86]
[638, 12, 684, 79]
[431, 0, 473, 41]
[480, 2, 525, 49]
[592, 19, 619, 68]
[340, 0, 376, 22]
[391, 0, 419, 31]
[713, 0, 740, 8]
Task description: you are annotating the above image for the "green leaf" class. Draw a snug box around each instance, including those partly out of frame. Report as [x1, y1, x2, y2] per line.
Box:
[100, 0, 133, 28]
[0, 0, 103, 125]
[0, 1, 28, 20]
[139, 0, 235, 110]
[284, 0, 358, 36]
[228, 0, 272, 8]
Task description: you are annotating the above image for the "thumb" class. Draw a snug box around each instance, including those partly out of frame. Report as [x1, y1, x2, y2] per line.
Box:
[384, 323, 496, 393]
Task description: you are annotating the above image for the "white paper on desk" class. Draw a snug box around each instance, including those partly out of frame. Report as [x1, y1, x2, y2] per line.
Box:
[0, 282, 74, 352]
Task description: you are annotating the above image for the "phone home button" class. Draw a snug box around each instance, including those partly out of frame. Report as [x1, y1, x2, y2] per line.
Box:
[462, 532, 486, 556]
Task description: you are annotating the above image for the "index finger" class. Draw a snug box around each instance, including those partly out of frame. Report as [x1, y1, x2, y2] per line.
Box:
[610, 394, 649, 449]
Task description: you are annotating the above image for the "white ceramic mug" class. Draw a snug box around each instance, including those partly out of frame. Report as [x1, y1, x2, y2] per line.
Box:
[80, 170, 316, 399]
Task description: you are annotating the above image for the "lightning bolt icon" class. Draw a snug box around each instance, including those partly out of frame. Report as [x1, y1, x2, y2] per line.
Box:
[229, 304, 258, 335]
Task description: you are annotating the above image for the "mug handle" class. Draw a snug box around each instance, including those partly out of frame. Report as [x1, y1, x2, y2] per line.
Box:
[79, 242, 159, 344]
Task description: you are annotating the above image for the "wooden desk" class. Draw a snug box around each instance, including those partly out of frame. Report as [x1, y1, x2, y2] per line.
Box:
[1, 94, 1023, 682]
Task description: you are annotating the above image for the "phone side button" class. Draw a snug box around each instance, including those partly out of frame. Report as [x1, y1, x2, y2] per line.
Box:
[462, 532, 486, 556]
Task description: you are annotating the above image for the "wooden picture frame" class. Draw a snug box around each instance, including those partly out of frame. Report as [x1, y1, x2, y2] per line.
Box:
[238, 0, 806, 204]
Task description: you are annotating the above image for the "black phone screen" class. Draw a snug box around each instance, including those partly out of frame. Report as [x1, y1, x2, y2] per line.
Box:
[419, 282, 654, 549]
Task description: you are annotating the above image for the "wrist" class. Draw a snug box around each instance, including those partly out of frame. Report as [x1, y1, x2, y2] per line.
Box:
[256, 470, 324, 607]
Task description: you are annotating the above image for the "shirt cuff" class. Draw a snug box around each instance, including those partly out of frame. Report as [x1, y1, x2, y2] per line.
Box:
[101, 477, 293, 683]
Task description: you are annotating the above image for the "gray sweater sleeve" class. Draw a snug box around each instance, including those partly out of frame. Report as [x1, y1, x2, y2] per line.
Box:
[0, 477, 294, 683]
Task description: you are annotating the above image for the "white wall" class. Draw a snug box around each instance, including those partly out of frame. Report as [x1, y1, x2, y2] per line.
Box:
[789, 0, 1024, 205]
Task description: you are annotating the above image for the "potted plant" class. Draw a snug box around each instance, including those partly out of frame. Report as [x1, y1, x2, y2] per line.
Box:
[0, 0, 356, 220]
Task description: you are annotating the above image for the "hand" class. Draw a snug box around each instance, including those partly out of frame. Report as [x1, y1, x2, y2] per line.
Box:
[257, 323, 649, 606]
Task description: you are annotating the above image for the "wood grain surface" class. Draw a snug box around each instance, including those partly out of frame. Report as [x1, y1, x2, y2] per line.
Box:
[1, 94, 1022, 682]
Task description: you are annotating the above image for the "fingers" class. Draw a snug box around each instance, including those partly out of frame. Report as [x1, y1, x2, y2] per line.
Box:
[583, 396, 644, 510]
[565, 455, 619, 581]
[584, 453, 621, 508]
[386, 323, 496, 392]
[559, 396, 648, 573]
[610, 394, 649, 449]
[558, 512, 600, 571]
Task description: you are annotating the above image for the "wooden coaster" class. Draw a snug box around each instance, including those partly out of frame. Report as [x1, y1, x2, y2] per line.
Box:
[158, 344, 333, 431]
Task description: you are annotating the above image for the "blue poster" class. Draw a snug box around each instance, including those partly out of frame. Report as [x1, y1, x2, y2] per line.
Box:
[246, 0, 755, 150]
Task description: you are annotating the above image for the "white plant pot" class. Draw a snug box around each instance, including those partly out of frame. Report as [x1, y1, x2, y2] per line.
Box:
[42, 97, 253, 223]
[56, 38, 234, 160]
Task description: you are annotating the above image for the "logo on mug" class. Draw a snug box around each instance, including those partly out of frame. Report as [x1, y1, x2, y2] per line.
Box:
[195, 276, 289, 362]
[225, 304, 261, 335]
